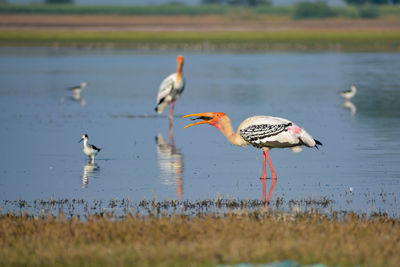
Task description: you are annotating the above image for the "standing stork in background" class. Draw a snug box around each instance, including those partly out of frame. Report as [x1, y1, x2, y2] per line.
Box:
[183, 112, 322, 203]
[155, 55, 185, 129]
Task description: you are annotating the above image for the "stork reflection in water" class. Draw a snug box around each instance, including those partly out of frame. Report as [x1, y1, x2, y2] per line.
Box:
[155, 132, 184, 200]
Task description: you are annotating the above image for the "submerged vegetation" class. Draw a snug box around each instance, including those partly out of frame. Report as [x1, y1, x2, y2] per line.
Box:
[0, 198, 399, 266]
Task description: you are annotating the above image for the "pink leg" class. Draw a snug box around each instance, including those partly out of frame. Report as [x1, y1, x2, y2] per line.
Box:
[266, 177, 277, 203]
[261, 151, 267, 180]
[172, 100, 176, 111]
[169, 101, 174, 129]
[169, 101, 176, 118]
[265, 150, 277, 180]
[265, 150, 278, 204]
[261, 151, 267, 203]
[169, 126, 173, 145]
[261, 176, 267, 203]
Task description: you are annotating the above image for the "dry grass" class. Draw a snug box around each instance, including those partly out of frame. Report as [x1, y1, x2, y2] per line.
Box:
[1, 208, 399, 267]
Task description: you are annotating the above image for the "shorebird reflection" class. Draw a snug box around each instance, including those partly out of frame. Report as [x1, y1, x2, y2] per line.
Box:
[155, 133, 184, 200]
[71, 93, 87, 107]
[342, 101, 357, 115]
[68, 81, 87, 107]
[82, 162, 100, 188]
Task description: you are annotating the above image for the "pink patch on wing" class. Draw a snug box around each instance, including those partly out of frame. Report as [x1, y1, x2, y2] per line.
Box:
[288, 125, 302, 135]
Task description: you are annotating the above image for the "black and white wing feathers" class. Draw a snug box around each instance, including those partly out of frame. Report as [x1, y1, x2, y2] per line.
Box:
[90, 144, 101, 152]
[155, 73, 184, 114]
[240, 122, 292, 148]
[237, 116, 319, 151]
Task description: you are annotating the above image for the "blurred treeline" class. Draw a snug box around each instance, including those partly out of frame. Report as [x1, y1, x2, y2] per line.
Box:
[0, 0, 399, 19]
[202, 0, 271, 5]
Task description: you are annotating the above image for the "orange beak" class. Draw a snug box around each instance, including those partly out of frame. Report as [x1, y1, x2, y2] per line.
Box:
[183, 112, 224, 128]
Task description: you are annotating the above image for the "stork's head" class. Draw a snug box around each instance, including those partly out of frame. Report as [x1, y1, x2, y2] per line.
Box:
[183, 112, 226, 129]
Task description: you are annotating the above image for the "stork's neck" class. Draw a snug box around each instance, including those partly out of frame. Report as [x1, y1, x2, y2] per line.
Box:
[83, 139, 88, 148]
[176, 64, 183, 81]
[214, 116, 247, 147]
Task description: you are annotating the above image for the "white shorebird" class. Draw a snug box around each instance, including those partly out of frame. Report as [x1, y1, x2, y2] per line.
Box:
[68, 81, 87, 94]
[79, 134, 101, 162]
[68, 81, 87, 100]
[183, 112, 322, 203]
[340, 85, 357, 101]
[155, 55, 185, 124]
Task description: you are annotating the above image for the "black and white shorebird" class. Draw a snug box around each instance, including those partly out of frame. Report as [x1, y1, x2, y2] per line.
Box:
[68, 81, 87, 93]
[68, 81, 87, 100]
[155, 55, 185, 125]
[79, 134, 101, 162]
[340, 85, 357, 101]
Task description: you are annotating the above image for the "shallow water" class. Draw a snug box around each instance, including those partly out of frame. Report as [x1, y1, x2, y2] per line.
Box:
[0, 48, 399, 216]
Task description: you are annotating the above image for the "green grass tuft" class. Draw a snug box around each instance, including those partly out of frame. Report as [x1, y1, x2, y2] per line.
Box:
[0, 30, 399, 51]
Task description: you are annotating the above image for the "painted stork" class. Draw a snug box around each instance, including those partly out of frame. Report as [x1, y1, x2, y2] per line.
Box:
[79, 134, 101, 162]
[183, 112, 322, 203]
[340, 85, 357, 101]
[155, 55, 185, 126]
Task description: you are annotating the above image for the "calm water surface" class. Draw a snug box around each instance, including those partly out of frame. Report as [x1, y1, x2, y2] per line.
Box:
[0, 48, 399, 215]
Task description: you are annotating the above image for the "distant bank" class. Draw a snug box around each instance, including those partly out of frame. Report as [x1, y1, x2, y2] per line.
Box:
[1, 29, 399, 52]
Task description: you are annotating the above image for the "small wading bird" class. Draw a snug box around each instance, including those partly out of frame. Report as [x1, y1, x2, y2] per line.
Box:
[340, 85, 357, 101]
[155, 55, 185, 126]
[68, 81, 87, 96]
[183, 112, 322, 203]
[79, 134, 101, 162]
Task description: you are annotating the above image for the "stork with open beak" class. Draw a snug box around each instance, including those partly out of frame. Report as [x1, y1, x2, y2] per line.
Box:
[183, 112, 322, 203]
[155, 55, 185, 127]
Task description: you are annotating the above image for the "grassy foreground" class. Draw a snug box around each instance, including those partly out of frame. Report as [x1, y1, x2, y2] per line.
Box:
[1, 210, 399, 266]
[1, 30, 400, 51]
